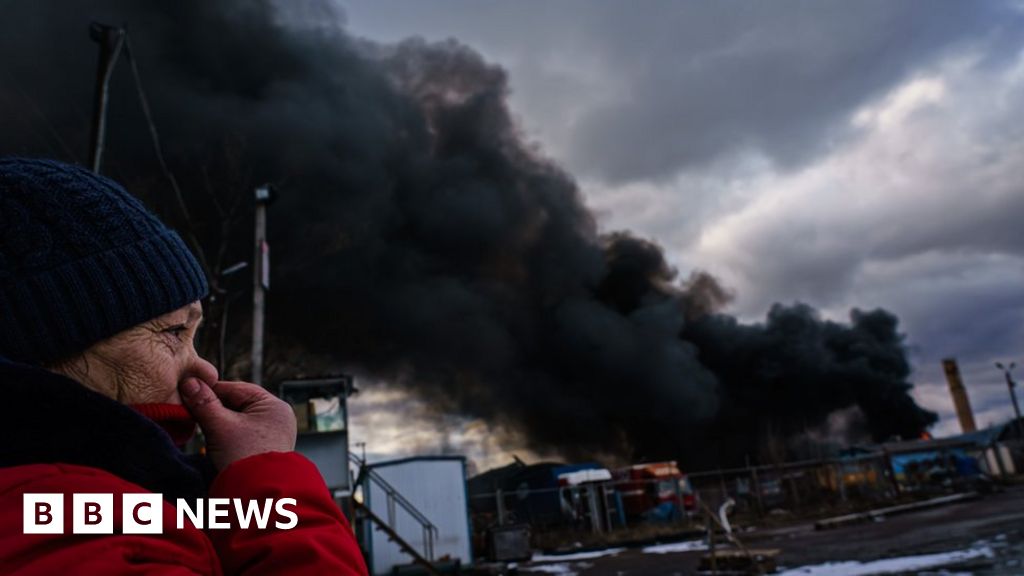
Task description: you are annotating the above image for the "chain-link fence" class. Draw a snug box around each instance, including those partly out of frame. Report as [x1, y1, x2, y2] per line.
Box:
[467, 439, 1023, 557]
[687, 454, 895, 522]
[469, 475, 699, 559]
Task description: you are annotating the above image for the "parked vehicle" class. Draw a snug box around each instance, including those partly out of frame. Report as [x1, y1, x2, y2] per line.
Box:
[612, 461, 696, 521]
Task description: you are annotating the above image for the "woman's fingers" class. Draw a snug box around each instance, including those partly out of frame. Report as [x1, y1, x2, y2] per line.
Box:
[178, 377, 297, 470]
[179, 377, 227, 421]
[208, 381, 271, 412]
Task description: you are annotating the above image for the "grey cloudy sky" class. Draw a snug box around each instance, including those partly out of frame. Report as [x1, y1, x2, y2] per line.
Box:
[333, 0, 1024, 454]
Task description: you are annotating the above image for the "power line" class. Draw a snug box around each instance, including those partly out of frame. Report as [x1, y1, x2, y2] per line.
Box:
[122, 30, 210, 275]
[3, 69, 81, 161]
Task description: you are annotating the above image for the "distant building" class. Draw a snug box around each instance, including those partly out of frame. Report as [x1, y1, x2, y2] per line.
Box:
[876, 418, 1022, 489]
[467, 460, 611, 528]
[359, 456, 472, 575]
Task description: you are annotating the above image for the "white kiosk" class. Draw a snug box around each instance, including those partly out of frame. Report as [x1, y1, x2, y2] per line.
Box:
[278, 376, 354, 494]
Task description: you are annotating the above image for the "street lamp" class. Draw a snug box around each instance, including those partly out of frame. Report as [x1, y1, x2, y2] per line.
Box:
[994, 361, 1024, 438]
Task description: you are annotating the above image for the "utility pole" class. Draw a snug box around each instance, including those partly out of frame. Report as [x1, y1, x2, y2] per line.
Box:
[88, 23, 126, 173]
[252, 185, 274, 386]
[995, 362, 1024, 438]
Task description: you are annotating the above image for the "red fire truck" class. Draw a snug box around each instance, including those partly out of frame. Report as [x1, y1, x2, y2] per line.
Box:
[612, 461, 696, 520]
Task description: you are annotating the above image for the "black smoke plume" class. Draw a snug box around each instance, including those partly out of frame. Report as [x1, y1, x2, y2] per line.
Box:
[0, 1, 935, 468]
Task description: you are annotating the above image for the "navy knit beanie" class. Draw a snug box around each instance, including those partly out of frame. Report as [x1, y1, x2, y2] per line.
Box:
[0, 158, 208, 365]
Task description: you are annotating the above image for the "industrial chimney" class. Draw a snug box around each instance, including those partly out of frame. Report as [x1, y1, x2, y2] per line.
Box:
[942, 358, 977, 433]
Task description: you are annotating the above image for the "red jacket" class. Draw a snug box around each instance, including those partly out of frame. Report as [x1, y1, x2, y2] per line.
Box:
[0, 359, 368, 575]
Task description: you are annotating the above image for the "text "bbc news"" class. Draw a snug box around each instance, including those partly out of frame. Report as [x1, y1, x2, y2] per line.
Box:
[23, 494, 299, 534]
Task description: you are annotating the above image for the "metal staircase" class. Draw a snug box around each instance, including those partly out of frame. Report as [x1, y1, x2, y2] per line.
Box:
[350, 453, 442, 575]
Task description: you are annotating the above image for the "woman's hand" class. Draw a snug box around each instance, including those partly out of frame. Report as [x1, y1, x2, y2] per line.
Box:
[179, 378, 297, 470]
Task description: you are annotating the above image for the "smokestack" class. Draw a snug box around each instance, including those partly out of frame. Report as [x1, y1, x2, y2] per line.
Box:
[942, 358, 977, 433]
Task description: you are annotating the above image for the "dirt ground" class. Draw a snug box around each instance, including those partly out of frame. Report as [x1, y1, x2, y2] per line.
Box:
[515, 485, 1024, 575]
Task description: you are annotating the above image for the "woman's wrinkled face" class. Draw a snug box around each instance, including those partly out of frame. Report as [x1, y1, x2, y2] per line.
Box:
[51, 301, 219, 404]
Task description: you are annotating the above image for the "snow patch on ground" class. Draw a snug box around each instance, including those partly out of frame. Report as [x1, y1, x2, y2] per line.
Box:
[519, 563, 577, 575]
[776, 545, 995, 575]
[531, 548, 625, 562]
[641, 540, 709, 554]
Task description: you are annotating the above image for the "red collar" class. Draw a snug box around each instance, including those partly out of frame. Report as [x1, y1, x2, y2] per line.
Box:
[129, 403, 196, 448]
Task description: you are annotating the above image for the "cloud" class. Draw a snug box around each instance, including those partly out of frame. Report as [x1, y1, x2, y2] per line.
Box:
[348, 382, 550, 472]
[342, 0, 1018, 184]
[693, 45, 1024, 313]
[683, 43, 1024, 436]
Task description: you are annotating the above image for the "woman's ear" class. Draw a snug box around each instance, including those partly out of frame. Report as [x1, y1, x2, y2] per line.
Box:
[44, 351, 92, 383]
[45, 349, 123, 400]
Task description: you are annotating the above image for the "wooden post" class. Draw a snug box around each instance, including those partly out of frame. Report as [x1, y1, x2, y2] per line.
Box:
[749, 463, 765, 518]
[718, 469, 728, 509]
[586, 485, 603, 534]
[251, 185, 272, 386]
[882, 449, 901, 498]
[834, 462, 847, 503]
[787, 470, 802, 511]
[88, 23, 126, 173]
[495, 489, 506, 525]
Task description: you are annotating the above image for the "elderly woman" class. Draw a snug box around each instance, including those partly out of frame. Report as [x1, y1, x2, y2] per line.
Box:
[0, 158, 367, 575]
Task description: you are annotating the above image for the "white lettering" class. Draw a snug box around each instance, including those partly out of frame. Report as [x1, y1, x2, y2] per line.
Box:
[176, 498, 203, 530]
[23, 494, 300, 534]
[207, 498, 231, 529]
[233, 498, 274, 529]
[275, 498, 298, 529]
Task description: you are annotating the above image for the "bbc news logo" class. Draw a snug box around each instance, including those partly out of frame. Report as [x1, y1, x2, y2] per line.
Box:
[24, 494, 298, 534]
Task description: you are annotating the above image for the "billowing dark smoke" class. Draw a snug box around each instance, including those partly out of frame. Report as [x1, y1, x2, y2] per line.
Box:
[0, 1, 935, 468]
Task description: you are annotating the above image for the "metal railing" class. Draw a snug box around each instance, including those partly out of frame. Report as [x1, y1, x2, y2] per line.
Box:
[350, 453, 439, 561]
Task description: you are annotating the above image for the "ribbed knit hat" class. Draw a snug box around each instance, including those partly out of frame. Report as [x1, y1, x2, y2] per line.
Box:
[0, 158, 208, 365]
